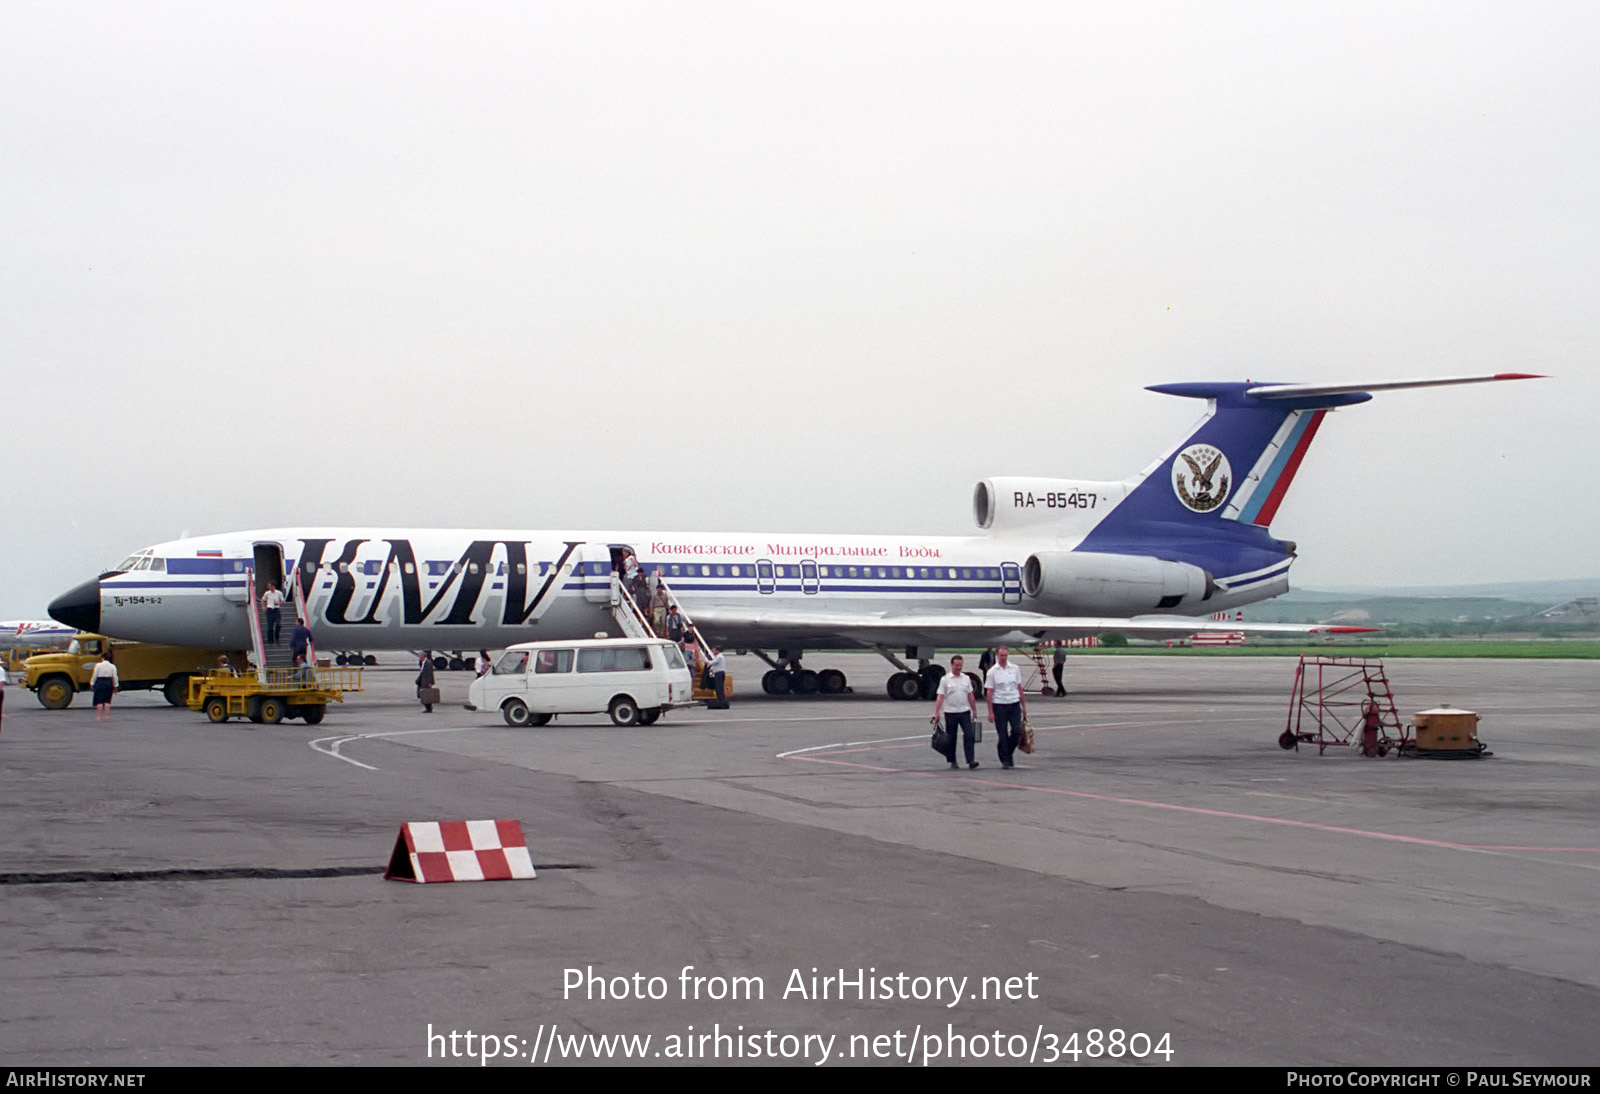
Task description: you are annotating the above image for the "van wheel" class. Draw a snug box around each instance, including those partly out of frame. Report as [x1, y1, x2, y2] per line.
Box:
[205, 697, 229, 724]
[163, 675, 191, 707]
[503, 698, 532, 727]
[38, 676, 76, 710]
[609, 696, 640, 726]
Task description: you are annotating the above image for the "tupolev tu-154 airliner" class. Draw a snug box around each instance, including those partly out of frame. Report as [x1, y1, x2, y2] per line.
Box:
[49, 375, 1538, 700]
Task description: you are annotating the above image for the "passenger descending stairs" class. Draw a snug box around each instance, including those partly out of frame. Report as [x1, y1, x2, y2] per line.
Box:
[611, 576, 713, 665]
[247, 572, 309, 674]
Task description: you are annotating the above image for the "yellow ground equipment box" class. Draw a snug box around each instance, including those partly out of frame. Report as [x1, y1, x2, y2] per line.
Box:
[1409, 708, 1483, 753]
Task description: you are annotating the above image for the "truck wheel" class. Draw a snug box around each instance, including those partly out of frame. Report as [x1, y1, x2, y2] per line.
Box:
[259, 698, 285, 725]
[163, 675, 191, 707]
[38, 676, 75, 710]
[302, 706, 325, 725]
[205, 697, 229, 724]
[502, 698, 532, 727]
[608, 696, 640, 726]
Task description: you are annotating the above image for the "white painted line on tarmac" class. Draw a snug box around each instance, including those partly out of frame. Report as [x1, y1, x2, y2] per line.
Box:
[308, 725, 491, 771]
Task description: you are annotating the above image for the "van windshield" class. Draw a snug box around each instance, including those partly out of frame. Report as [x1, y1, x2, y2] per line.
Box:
[494, 651, 529, 675]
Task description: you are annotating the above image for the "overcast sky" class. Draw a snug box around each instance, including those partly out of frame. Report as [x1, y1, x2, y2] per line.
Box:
[2, 1, 1595, 619]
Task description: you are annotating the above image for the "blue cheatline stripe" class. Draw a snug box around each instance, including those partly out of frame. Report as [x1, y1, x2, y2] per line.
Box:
[1219, 565, 1292, 591]
[108, 580, 249, 590]
[166, 558, 239, 575]
[1235, 412, 1314, 524]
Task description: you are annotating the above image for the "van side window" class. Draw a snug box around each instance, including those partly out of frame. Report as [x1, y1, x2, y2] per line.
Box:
[577, 646, 652, 673]
[533, 649, 573, 674]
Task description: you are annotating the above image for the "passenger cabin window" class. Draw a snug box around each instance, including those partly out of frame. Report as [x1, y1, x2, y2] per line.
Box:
[534, 649, 574, 674]
[663, 645, 686, 671]
[494, 651, 530, 675]
[577, 646, 652, 673]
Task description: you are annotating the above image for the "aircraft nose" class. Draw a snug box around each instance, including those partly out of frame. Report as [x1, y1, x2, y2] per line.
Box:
[48, 576, 104, 633]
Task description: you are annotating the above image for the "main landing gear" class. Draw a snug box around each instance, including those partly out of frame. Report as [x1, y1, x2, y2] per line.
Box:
[879, 648, 985, 702]
[754, 651, 848, 696]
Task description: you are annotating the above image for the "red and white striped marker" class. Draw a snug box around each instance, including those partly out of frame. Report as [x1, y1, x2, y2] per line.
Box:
[384, 819, 536, 883]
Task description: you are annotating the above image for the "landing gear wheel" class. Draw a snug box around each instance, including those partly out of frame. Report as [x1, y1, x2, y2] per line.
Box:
[765, 671, 791, 696]
[1278, 730, 1298, 750]
[259, 697, 285, 725]
[205, 697, 229, 724]
[639, 708, 661, 725]
[794, 669, 820, 695]
[302, 706, 325, 725]
[529, 713, 553, 726]
[888, 672, 922, 701]
[364, 654, 377, 666]
[609, 696, 640, 726]
[967, 672, 985, 700]
[163, 675, 191, 707]
[433, 656, 448, 671]
[447, 657, 465, 671]
[335, 654, 348, 666]
[819, 669, 847, 695]
[919, 665, 946, 700]
[503, 698, 532, 727]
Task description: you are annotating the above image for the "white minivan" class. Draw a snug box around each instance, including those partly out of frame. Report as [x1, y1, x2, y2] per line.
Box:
[466, 638, 695, 727]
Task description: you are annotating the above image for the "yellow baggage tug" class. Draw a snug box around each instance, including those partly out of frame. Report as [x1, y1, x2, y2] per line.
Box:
[187, 665, 362, 725]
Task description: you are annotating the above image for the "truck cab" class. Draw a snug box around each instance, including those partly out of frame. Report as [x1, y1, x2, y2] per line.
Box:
[24, 634, 236, 709]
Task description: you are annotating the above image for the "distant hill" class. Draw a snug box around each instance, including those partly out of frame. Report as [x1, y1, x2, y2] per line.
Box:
[1304, 578, 1600, 601]
[1238, 579, 1600, 626]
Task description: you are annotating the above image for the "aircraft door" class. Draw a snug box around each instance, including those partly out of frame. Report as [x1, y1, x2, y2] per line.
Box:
[1000, 562, 1022, 605]
[252, 543, 285, 594]
[221, 557, 249, 604]
[800, 559, 819, 594]
[580, 544, 614, 603]
[756, 560, 775, 594]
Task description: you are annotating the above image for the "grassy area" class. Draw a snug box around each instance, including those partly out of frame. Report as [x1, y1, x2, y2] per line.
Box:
[1071, 640, 1600, 659]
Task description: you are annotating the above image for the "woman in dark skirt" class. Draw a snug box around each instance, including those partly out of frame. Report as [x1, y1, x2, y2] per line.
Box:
[90, 651, 118, 722]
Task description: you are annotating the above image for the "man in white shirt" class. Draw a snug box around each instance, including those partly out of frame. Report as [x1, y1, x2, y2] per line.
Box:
[705, 646, 729, 709]
[260, 583, 284, 645]
[932, 655, 979, 770]
[984, 646, 1027, 768]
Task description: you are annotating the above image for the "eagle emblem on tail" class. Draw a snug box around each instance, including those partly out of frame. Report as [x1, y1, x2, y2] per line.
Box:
[1172, 444, 1231, 512]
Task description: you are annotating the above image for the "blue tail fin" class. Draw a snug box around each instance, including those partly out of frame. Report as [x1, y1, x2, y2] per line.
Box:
[1077, 382, 1369, 583]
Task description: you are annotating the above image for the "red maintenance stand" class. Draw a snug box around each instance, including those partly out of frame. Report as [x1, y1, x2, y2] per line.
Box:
[1280, 656, 1409, 756]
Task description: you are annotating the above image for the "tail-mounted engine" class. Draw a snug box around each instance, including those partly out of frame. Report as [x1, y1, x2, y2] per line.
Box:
[973, 477, 1129, 533]
[1022, 551, 1213, 616]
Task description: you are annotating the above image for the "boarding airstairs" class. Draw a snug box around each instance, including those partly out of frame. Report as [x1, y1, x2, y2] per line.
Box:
[609, 571, 713, 667]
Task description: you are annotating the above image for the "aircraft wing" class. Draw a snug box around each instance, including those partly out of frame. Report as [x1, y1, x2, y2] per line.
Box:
[687, 607, 1375, 649]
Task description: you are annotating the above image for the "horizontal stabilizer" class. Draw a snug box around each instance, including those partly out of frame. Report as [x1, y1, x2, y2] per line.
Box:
[1244, 374, 1544, 400]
